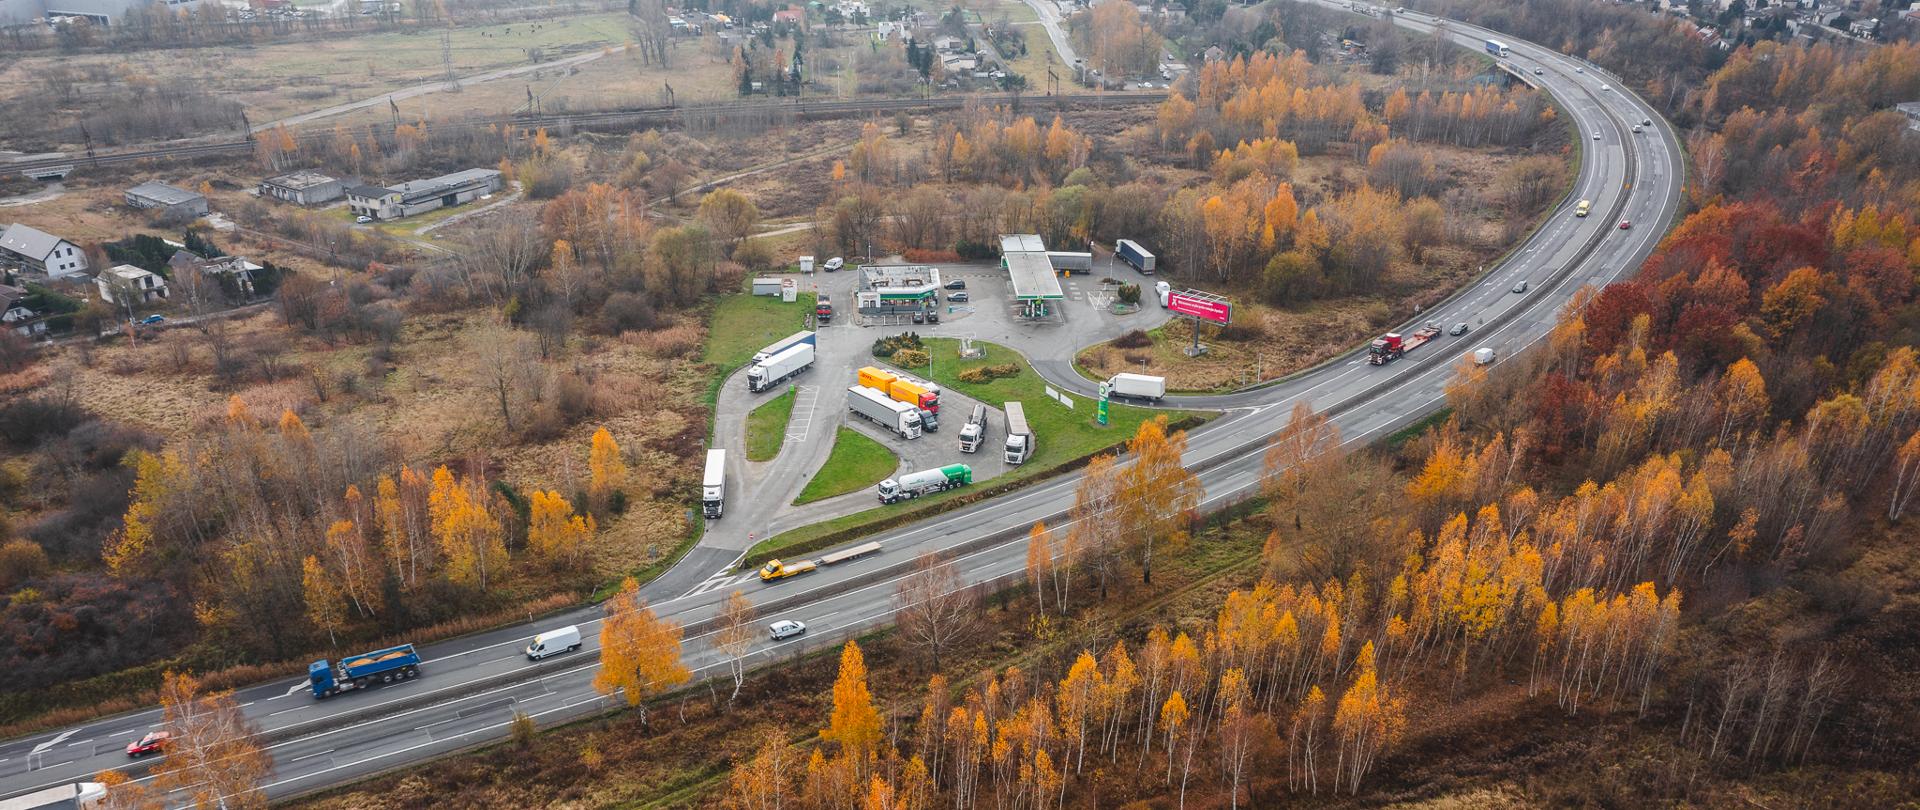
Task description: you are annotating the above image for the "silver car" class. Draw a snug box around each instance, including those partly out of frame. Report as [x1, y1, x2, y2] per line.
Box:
[769, 619, 807, 640]
[1449, 322, 1470, 336]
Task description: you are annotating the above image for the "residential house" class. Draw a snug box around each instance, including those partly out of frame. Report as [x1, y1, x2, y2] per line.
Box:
[96, 264, 169, 306]
[0, 223, 88, 279]
[258, 170, 345, 206]
[0, 284, 44, 337]
[773, 6, 804, 25]
[168, 250, 261, 299]
[932, 34, 964, 53]
[1847, 17, 1878, 37]
[346, 168, 503, 221]
[1897, 101, 1920, 132]
[124, 181, 210, 218]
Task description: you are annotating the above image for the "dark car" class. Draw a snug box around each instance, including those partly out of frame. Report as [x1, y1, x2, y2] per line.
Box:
[127, 731, 171, 757]
[912, 311, 926, 324]
[944, 279, 966, 290]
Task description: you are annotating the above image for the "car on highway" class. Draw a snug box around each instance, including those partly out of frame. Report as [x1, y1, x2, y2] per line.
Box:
[1449, 322, 1470, 336]
[948, 291, 970, 302]
[945, 279, 966, 290]
[1642, 117, 1653, 126]
[824, 257, 844, 272]
[1601, 83, 1611, 91]
[1632, 124, 1643, 133]
[126, 731, 170, 757]
[1533, 68, 1544, 75]
[1512, 280, 1529, 294]
[1575, 66, 1584, 73]
[1619, 220, 1632, 230]
[769, 619, 807, 640]
[1593, 132, 1602, 140]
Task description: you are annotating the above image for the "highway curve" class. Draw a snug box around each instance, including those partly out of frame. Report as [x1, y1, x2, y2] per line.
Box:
[0, 6, 1683, 804]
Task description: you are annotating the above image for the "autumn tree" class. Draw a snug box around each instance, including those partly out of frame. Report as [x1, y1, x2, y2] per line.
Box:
[151, 670, 272, 809]
[716, 589, 758, 703]
[725, 727, 796, 810]
[822, 640, 883, 776]
[593, 577, 690, 724]
[527, 489, 595, 569]
[1331, 642, 1403, 794]
[429, 466, 508, 589]
[302, 555, 346, 647]
[698, 188, 763, 254]
[92, 770, 157, 810]
[589, 427, 629, 511]
[894, 550, 979, 671]
[1117, 418, 1200, 585]
[1025, 521, 1054, 614]
[1263, 401, 1343, 531]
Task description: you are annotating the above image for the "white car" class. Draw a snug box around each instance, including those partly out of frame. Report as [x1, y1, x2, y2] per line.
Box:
[1575, 66, 1585, 73]
[1593, 132, 1602, 140]
[1600, 83, 1612, 92]
[355, 215, 373, 224]
[823, 257, 844, 272]
[769, 619, 807, 640]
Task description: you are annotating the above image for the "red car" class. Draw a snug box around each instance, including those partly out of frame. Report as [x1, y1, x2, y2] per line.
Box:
[1618, 220, 1632, 229]
[126, 731, 171, 757]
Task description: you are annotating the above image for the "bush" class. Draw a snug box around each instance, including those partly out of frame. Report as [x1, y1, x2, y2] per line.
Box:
[903, 248, 962, 263]
[0, 398, 86, 450]
[955, 239, 997, 260]
[732, 239, 776, 272]
[1117, 283, 1141, 305]
[601, 292, 659, 333]
[957, 363, 1021, 383]
[1112, 330, 1153, 349]
[510, 711, 537, 749]
[891, 348, 929, 369]
[0, 540, 48, 593]
[871, 331, 924, 358]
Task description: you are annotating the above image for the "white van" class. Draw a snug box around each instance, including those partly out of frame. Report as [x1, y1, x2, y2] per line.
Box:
[1575, 199, 1591, 217]
[525, 625, 582, 660]
[1473, 347, 1497, 366]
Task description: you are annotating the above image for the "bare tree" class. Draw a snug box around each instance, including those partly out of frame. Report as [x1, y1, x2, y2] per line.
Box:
[151, 670, 272, 809]
[457, 219, 545, 307]
[715, 589, 757, 703]
[893, 550, 979, 671]
[471, 322, 540, 432]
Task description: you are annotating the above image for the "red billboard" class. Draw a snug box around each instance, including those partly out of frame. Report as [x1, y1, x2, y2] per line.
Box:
[1168, 290, 1232, 325]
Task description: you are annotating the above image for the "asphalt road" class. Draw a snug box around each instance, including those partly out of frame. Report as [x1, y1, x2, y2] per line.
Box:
[0, 7, 1684, 805]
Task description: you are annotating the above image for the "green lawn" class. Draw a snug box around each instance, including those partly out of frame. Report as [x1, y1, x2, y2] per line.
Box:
[793, 427, 899, 505]
[745, 388, 797, 462]
[744, 338, 1211, 563]
[702, 289, 818, 409]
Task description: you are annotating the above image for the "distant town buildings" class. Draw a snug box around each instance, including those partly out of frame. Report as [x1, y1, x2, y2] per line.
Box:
[345, 168, 503, 221]
[0, 223, 88, 279]
[259, 170, 345, 206]
[0, 0, 207, 26]
[124, 181, 209, 218]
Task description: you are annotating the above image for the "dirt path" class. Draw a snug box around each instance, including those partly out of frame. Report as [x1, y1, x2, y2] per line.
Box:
[253, 46, 632, 132]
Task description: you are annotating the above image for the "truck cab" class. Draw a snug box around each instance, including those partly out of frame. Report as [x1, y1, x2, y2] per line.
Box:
[759, 558, 815, 580]
[815, 294, 833, 323]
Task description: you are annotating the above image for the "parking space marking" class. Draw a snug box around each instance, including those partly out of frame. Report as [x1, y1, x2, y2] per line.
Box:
[786, 385, 819, 444]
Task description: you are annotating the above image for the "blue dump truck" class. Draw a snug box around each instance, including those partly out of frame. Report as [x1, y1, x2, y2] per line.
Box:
[309, 643, 422, 698]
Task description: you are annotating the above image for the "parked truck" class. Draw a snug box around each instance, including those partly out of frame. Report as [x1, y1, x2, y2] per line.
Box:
[1368, 324, 1443, 365]
[1106, 373, 1167, 402]
[958, 403, 988, 453]
[858, 366, 941, 413]
[702, 449, 725, 519]
[310, 643, 421, 698]
[878, 464, 973, 504]
[1116, 239, 1157, 274]
[1484, 38, 1510, 57]
[753, 330, 816, 364]
[748, 343, 815, 392]
[848, 385, 923, 439]
[814, 294, 833, 323]
[2, 783, 107, 810]
[1004, 401, 1034, 465]
[758, 541, 884, 581]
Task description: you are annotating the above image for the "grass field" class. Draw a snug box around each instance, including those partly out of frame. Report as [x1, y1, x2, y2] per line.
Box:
[792, 426, 897, 505]
[745, 388, 797, 462]
[702, 289, 817, 408]
[745, 338, 1209, 560]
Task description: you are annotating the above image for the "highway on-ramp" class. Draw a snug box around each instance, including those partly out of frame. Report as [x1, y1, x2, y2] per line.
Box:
[0, 7, 1683, 805]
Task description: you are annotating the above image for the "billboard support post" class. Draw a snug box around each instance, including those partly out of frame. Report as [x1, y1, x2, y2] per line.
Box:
[1166, 288, 1232, 358]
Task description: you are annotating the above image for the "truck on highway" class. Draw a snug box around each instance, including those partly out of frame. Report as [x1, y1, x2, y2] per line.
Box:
[310, 643, 421, 698]
[0, 783, 106, 810]
[958, 403, 988, 453]
[848, 385, 923, 439]
[1004, 401, 1034, 465]
[1106, 372, 1167, 402]
[1116, 239, 1156, 274]
[1474, 347, 1497, 366]
[758, 540, 884, 580]
[878, 464, 973, 504]
[753, 330, 816, 364]
[1368, 324, 1443, 365]
[748, 342, 815, 392]
[702, 449, 726, 519]
[1484, 39, 1510, 57]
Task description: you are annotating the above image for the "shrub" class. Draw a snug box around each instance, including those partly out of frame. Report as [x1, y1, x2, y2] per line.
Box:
[903, 248, 962, 263]
[0, 540, 48, 593]
[732, 239, 776, 272]
[957, 363, 1021, 383]
[601, 292, 659, 333]
[510, 711, 537, 749]
[1117, 283, 1141, 305]
[1112, 330, 1153, 349]
[871, 331, 924, 358]
[891, 348, 929, 368]
[955, 239, 997, 260]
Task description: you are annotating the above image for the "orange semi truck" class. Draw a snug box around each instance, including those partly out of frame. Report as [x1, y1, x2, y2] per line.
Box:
[857, 366, 942, 429]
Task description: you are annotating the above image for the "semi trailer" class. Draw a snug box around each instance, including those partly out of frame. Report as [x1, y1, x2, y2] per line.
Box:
[1368, 324, 1443, 365]
[310, 643, 421, 698]
[1116, 239, 1156, 274]
[958, 404, 988, 453]
[753, 330, 816, 364]
[702, 449, 726, 519]
[848, 385, 923, 439]
[1004, 401, 1034, 465]
[758, 541, 884, 580]
[878, 464, 972, 504]
[747, 343, 815, 392]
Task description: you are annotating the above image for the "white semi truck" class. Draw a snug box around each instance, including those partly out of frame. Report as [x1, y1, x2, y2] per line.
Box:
[848, 385, 923, 439]
[1004, 401, 1034, 465]
[1106, 373, 1167, 402]
[702, 449, 725, 519]
[753, 330, 815, 364]
[877, 464, 973, 504]
[747, 343, 814, 392]
[958, 403, 988, 453]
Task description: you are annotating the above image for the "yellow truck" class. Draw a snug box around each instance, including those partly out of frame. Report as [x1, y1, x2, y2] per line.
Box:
[758, 541, 884, 581]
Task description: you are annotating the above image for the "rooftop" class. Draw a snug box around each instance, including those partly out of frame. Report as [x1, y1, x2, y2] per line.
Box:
[999, 233, 1064, 301]
[126, 181, 204, 206]
[0, 222, 67, 260]
[264, 170, 339, 190]
[103, 264, 158, 282]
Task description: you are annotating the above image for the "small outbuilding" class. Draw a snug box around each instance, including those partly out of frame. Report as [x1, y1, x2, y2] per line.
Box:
[124, 182, 210, 218]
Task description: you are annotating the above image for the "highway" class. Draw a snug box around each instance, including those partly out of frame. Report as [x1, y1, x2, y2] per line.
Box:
[0, 6, 1684, 805]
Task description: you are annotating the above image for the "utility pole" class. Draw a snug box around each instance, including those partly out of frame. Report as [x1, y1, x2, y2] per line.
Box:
[442, 29, 459, 91]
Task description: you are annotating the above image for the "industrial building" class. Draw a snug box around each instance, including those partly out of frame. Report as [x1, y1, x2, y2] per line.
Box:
[259, 170, 345, 206]
[124, 181, 209, 218]
[346, 168, 503, 221]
